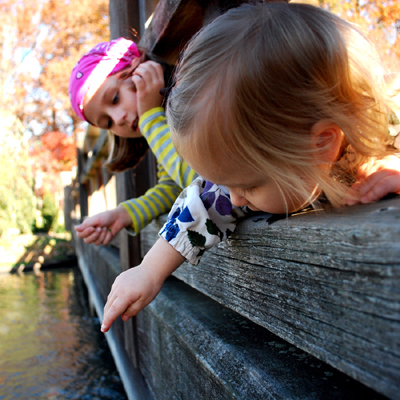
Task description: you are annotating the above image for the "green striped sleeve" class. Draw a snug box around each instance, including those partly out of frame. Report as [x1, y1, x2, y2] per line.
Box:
[140, 107, 198, 189]
[120, 164, 182, 235]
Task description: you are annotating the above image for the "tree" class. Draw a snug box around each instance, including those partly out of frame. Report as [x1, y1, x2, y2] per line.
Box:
[0, 112, 35, 236]
[29, 131, 77, 200]
[307, 0, 400, 71]
[0, 0, 110, 136]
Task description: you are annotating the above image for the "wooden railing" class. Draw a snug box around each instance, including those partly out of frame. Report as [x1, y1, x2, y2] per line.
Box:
[69, 0, 400, 399]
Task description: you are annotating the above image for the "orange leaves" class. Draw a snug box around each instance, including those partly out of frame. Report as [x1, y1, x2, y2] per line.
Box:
[37, 131, 77, 169]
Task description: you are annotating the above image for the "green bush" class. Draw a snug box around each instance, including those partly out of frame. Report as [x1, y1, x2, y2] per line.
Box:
[0, 113, 36, 237]
[0, 168, 35, 237]
[41, 192, 59, 233]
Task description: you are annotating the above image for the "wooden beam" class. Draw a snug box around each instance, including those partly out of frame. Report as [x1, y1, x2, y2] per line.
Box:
[140, 0, 290, 63]
[109, 0, 143, 40]
[140, 0, 204, 63]
[109, 0, 155, 372]
[141, 196, 400, 399]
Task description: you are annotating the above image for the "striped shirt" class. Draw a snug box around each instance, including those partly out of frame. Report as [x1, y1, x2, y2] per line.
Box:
[120, 107, 198, 234]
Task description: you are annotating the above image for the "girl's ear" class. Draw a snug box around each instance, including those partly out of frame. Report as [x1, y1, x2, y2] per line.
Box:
[311, 121, 343, 163]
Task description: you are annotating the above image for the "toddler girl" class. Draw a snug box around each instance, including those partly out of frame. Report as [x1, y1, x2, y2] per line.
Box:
[101, 3, 400, 332]
[68, 38, 197, 244]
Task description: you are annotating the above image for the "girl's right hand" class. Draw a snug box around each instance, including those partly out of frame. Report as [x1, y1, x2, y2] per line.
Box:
[132, 61, 165, 117]
[101, 238, 185, 332]
[74, 205, 132, 246]
[343, 155, 400, 205]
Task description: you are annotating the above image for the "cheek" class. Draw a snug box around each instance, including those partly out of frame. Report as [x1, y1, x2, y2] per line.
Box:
[249, 185, 293, 214]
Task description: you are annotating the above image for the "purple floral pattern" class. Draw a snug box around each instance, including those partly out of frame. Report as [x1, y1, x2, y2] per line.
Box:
[159, 177, 247, 265]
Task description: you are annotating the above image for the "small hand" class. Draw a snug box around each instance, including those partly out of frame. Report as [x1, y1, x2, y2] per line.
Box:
[74, 206, 132, 245]
[101, 264, 164, 332]
[101, 238, 185, 332]
[132, 61, 165, 117]
[343, 156, 400, 205]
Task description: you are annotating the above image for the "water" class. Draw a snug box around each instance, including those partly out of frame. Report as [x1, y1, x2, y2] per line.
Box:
[0, 267, 128, 400]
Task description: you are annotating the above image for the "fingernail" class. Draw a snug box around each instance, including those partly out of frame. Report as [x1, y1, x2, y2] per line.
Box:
[101, 324, 106, 332]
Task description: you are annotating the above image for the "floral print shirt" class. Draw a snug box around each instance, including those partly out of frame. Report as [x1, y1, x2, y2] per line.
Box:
[159, 178, 251, 265]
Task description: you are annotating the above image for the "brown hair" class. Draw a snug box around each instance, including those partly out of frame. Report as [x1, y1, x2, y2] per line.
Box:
[104, 50, 175, 172]
[167, 2, 395, 208]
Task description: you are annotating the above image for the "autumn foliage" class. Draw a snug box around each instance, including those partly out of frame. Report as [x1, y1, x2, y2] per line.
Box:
[29, 131, 77, 198]
[306, 0, 400, 71]
[0, 0, 110, 135]
[37, 132, 77, 170]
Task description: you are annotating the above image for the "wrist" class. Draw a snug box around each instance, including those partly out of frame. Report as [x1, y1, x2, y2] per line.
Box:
[139, 107, 165, 123]
[116, 204, 134, 227]
[142, 237, 185, 281]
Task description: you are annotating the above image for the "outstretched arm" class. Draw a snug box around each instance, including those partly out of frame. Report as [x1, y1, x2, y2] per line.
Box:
[74, 166, 182, 243]
[121, 165, 184, 235]
[75, 205, 132, 245]
[101, 237, 185, 332]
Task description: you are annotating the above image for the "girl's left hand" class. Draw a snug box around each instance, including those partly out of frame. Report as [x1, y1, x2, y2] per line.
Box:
[132, 61, 165, 117]
[343, 155, 400, 205]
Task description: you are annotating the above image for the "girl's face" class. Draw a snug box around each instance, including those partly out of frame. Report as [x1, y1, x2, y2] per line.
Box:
[83, 70, 141, 138]
[185, 150, 317, 214]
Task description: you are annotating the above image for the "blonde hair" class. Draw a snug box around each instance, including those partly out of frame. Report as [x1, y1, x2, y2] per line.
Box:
[167, 2, 395, 208]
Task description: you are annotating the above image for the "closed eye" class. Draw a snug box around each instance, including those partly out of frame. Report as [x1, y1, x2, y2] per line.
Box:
[242, 186, 258, 195]
[112, 91, 119, 104]
[106, 91, 120, 129]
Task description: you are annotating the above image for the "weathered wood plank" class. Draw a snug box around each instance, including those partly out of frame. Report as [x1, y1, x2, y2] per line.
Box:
[137, 277, 386, 400]
[73, 229, 153, 400]
[140, 0, 204, 63]
[140, 0, 264, 63]
[141, 196, 400, 399]
[110, 0, 159, 371]
[109, 0, 143, 40]
[140, 0, 289, 63]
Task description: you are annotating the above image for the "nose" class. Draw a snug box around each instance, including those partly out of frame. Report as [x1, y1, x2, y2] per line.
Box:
[229, 189, 249, 207]
[114, 109, 127, 126]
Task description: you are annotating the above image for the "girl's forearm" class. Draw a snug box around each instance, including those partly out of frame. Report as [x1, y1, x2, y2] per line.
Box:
[143, 237, 186, 283]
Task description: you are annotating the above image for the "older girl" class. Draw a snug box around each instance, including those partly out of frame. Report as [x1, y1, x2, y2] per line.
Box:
[69, 38, 197, 244]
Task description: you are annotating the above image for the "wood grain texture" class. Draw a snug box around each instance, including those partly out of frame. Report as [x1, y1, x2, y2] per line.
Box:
[109, 0, 142, 40]
[140, 0, 271, 63]
[137, 277, 386, 400]
[141, 197, 400, 399]
[140, 0, 204, 63]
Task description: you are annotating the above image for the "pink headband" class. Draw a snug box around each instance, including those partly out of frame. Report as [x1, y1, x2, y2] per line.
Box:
[69, 37, 140, 122]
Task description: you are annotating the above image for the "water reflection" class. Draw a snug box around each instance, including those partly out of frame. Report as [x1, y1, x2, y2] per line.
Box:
[0, 267, 127, 400]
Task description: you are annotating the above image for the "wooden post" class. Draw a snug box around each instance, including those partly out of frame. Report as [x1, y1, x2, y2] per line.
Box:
[109, 0, 157, 368]
[77, 148, 88, 222]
